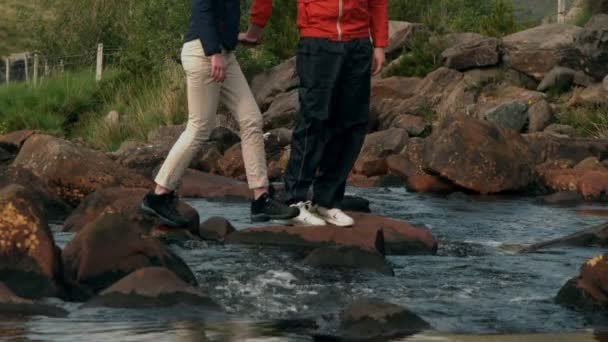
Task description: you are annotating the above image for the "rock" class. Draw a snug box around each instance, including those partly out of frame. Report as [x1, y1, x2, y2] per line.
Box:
[112, 144, 170, 177]
[0, 167, 72, 223]
[386, 154, 418, 181]
[147, 124, 186, 146]
[337, 196, 371, 213]
[502, 24, 584, 81]
[251, 57, 299, 111]
[483, 101, 529, 132]
[523, 132, 608, 164]
[209, 127, 241, 153]
[12, 134, 151, 206]
[227, 212, 438, 256]
[382, 114, 429, 137]
[262, 89, 299, 130]
[338, 299, 430, 341]
[575, 25, 608, 80]
[424, 115, 535, 194]
[62, 213, 197, 296]
[575, 157, 605, 171]
[370, 77, 422, 131]
[354, 129, 409, 177]
[268, 148, 290, 181]
[63, 187, 199, 235]
[303, 246, 394, 275]
[192, 143, 223, 174]
[85, 267, 220, 309]
[527, 100, 555, 133]
[386, 21, 424, 57]
[522, 222, 608, 253]
[199, 217, 236, 242]
[474, 85, 545, 121]
[264, 128, 292, 160]
[537, 66, 576, 92]
[217, 143, 245, 181]
[104, 110, 120, 126]
[536, 191, 584, 205]
[0, 282, 67, 317]
[544, 124, 578, 137]
[406, 174, 459, 194]
[0, 147, 12, 163]
[0, 185, 64, 299]
[0, 130, 38, 153]
[569, 83, 608, 107]
[438, 32, 486, 49]
[178, 169, 252, 201]
[556, 255, 608, 309]
[441, 37, 500, 71]
[604, 75, 608, 91]
[538, 166, 608, 200]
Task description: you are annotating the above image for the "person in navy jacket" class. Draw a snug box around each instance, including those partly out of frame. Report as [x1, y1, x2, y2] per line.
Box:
[141, 0, 299, 226]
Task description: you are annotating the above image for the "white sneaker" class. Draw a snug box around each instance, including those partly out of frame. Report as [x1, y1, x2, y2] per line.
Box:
[288, 202, 326, 226]
[315, 206, 355, 227]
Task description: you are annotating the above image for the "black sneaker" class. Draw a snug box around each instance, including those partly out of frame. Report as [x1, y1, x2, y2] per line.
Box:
[140, 191, 189, 228]
[251, 193, 300, 222]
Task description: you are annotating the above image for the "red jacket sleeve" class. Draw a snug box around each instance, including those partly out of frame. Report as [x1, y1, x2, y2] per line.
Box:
[369, 0, 388, 48]
[250, 0, 273, 28]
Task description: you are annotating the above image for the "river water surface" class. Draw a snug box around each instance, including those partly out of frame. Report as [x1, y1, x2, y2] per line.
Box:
[1, 187, 607, 341]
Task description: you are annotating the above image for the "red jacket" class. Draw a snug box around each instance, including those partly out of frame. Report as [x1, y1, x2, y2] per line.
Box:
[251, 0, 388, 48]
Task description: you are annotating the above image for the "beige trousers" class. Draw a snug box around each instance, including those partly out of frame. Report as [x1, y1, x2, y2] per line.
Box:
[155, 39, 269, 190]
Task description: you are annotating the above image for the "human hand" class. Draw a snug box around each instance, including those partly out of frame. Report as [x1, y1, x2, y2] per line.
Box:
[372, 47, 385, 76]
[238, 24, 264, 45]
[211, 53, 226, 82]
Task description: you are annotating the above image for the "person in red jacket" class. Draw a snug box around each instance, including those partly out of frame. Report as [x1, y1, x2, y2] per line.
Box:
[240, 0, 388, 227]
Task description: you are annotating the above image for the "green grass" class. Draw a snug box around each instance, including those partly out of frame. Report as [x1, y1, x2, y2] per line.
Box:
[558, 104, 608, 138]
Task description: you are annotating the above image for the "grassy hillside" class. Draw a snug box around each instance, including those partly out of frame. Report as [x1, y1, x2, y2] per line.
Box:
[0, 0, 52, 56]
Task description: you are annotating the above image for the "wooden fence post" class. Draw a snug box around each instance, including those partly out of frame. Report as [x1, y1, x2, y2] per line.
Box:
[33, 53, 39, 86]
[558, 0, 567, 24]
[96, 43, 103, 82]
[60, 59, 64, 74]
[24, 54, 29, 82]
[44, 58, 49, 78]
[4, 58, 9, 85]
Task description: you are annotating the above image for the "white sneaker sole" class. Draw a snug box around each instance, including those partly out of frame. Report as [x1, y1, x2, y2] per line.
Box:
[323, 218, 354, 227]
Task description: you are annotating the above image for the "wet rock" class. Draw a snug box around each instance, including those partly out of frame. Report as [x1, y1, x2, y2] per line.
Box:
[537, 66, 577, 92]
[227, 212, 438, 256]
[218, 143, 246, 181]
[85, 267, 220, 309]
[354, 129, 409, 177]
[407, 174, 459, 194]
[523, 132, 608, 164]
[337, 196, 371, 213]
[536, 191, 584, 206]
[62, 213, 197, 296]
[209, 127, 241, 153]
[0, 130, 38, 154]
[263, 89, 299, 130]
[557, 255, 608, 309]
[251, 57, 299, 111]
[0, 185, 64, 299]
[178, 169, 251, 201]
[502, 24, 584, 81]
[386, 21, 424, 57]
[63, 187, 199, 235]
[338, 299, 430, 341]
[424, 115, 535, 194]
[442, 36, 500, 71]
[527, 100, 555, 133]
[538, 166, 608, 200]
[521, 222, 608, 253]
[0, 282, 67, 317]
[199, 217, 236, 242]
[483, 100, 529, 132]
[12, 134, 151, 206]
[303, 246, 394, 275]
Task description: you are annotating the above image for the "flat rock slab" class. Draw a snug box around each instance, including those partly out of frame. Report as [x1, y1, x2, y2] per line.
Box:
[226, 212, 438, 256]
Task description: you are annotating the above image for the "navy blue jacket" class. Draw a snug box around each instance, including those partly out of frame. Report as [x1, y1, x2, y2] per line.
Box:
[184, 0, 240, 56]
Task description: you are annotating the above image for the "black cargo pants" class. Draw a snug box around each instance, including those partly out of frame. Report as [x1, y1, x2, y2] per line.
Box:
[284, 37, 372, 208]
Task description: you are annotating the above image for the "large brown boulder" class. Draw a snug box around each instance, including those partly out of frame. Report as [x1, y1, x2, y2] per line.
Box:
[337, 299, 430, 340]
[556, 255, 608, 309]
[62, 213, 197, 296]
[85, 267, 220, 309]
[0, 185, 64, 299]
[251, 57, 299, 111]
[0, 282, 67, 317]
[199, 217, 236, 242]
[262, 89, 299, 130]
[537, 163, 608, 200]
[12, 134, 151, 206]
[442, 37, 500, 71]
[0, 130, 39, 153]
[227, 212, 437, 256]
[502, 24, 584, 81]
[386, 21, 424, 57]
[218, 143, 246, 181]
[424, 115, 535, 194]
[63, 187, 199, 235]
[354, 129, 409, 177]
